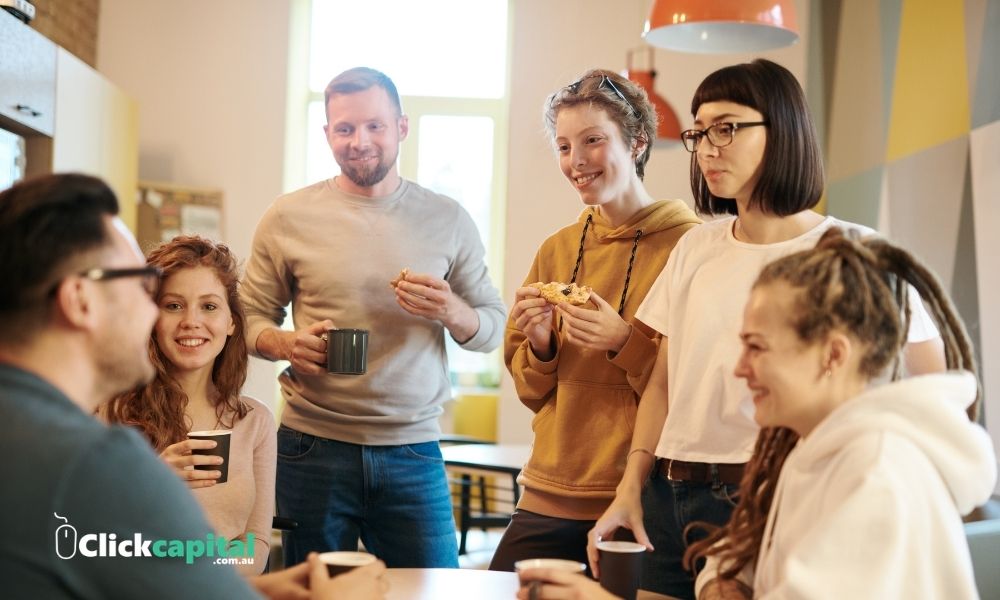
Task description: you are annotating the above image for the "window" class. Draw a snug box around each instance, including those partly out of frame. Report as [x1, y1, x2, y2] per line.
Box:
[289, 0, 510, 388]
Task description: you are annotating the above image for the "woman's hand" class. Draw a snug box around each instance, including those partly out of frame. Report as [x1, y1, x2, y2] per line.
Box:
[159, 439, 223, 489]
[700, 577, 753, 600]
[587, 490, 652, 579]
[512, 286, 555, 360]
[557, 292, 631, 354]
[516, 568, 617, 600]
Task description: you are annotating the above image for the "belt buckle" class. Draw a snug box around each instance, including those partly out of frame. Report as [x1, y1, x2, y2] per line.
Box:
[666, 459, 676, 481]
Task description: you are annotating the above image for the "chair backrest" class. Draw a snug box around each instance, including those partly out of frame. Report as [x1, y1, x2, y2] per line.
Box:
[965, 518, 1000, 598]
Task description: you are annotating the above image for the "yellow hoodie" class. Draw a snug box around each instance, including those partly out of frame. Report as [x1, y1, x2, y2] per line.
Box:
[505, 199, 700, 519]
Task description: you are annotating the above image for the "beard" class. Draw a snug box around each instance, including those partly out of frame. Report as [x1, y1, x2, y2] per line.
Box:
[338, 149, 396, 188]
[96, 331, 156, 400]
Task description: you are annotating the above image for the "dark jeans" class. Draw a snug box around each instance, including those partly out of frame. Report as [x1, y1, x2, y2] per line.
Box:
[276, 425, 459, 568]
[640, 469, 739, 600]
[488, 509, 595, 576]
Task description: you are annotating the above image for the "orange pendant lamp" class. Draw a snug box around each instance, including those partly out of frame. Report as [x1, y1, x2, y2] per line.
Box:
[643, 0, 799, 53]
[626, 47, 682, 144]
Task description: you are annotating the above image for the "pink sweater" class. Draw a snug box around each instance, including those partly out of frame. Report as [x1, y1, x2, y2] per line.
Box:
[192, 396, 276, 575]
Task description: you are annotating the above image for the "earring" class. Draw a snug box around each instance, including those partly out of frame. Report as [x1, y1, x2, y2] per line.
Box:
[824, 368, 833, 378]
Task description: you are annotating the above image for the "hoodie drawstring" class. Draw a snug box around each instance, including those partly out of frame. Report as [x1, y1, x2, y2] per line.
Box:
[569, 212, 643, 315]
[618, 229, 642, 314]
[569, 214, 592, 286]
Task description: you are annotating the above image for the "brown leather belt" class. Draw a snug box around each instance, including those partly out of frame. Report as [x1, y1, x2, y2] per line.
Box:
[657, 459, 746, 485]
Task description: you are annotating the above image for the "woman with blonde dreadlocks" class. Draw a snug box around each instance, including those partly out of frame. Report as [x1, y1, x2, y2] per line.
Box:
[688, 227, 996, 599]
[489, 68, 699, 572]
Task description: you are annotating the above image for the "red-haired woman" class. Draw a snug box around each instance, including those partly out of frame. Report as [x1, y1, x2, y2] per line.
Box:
[105, 235, 275, 575]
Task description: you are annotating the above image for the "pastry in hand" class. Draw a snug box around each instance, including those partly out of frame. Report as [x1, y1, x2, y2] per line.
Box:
[528, 281, 592, 306]
[389, 267, 410, 289]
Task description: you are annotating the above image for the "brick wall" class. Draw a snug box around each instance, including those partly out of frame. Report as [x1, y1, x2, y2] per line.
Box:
[29, 0, 100, 67]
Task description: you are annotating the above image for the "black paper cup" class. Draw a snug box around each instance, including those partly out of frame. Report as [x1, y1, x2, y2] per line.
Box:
[319, 551, 376, 577]
[597, 541, 645, 600]
[188, 429, 231, 484]
[326, 328, 368, 375]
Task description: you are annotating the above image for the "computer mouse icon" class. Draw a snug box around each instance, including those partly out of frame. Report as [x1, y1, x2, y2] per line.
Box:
[54, 513, 77, 559]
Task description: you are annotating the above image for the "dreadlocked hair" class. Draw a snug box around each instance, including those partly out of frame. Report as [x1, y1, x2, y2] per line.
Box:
[683, 226, 979, 582]
[103, 235, 249, 451]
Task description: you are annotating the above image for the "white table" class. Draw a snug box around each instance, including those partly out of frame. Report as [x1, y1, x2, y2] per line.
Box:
[386, 568, 519, 600]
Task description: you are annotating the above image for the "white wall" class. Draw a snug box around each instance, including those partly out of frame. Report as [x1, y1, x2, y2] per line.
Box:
[97, 0, 291, 409]
[498, 0, 809, 442]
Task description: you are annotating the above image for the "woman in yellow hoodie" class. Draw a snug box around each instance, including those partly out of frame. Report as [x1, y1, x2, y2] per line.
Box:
[489, 69, 700, 572]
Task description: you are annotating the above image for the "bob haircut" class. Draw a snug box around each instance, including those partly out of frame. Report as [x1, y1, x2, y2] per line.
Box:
[690, 59, 824, 216]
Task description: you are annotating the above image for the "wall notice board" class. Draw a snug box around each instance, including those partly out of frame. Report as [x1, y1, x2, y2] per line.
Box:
[136, 181, 223, 253]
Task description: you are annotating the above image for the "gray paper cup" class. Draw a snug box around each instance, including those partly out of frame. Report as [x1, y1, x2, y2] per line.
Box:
[326, 328, 368, 375]
[597, 541, 646, 600]
[188, 429, 231, 484]
[319, 551, 377, 577]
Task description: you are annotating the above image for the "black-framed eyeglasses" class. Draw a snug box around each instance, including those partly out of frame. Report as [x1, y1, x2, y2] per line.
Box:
[79, 266, 163, 297]
[680, 121, 768, 153]
[566, 74, 636, 116]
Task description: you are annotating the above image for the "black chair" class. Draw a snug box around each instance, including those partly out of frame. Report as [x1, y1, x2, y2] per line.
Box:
[266, 515, 299, 572]
[440, 435, 520, 555]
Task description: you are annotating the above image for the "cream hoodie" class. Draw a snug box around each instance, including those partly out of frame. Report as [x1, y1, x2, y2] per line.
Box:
[698, 372, 996, 599]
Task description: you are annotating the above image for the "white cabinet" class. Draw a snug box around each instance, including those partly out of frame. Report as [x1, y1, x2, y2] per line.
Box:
[0, 11, 56, 136]
[52, 48, 139, 230]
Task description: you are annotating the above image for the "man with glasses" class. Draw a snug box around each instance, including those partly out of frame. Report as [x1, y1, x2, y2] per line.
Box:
[0, 174, 385, 598]
[241, 67, 505, 568]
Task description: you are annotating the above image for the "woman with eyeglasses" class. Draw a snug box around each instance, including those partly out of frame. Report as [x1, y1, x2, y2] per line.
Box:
[684, 227, 993, 599]
[583, 59, 945, 599]
[104, 235, 276, 575]
[488, 68, 700, 573]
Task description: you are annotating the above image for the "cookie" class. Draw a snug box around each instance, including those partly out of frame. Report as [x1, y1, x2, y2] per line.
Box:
[528, 281, 592, 306]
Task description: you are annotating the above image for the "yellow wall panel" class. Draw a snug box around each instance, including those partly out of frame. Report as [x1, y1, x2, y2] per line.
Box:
[887, 0, 971, 161]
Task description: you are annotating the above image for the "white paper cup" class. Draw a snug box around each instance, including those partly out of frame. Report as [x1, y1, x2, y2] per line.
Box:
[319, 551, 377, 577]
[513, 558, 587, 573]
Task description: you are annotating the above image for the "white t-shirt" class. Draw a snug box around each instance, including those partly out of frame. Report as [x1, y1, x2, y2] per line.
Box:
[636, 215, 938, 463]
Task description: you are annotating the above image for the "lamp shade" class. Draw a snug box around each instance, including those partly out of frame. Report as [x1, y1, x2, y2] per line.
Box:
[643, 0, 799, 54]
[627, 70, 682, 142]
[626, 48, 681, 143]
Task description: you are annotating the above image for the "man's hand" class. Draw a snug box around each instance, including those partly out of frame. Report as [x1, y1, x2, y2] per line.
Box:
[393, 272, 479, 342]
[308, 553, 388, 600]
[257, 320, 334, 375]
[251, 559, 310, 600]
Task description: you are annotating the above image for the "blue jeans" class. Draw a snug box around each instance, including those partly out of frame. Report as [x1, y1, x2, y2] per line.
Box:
[276, 425, 459, 568]
[640, 468, 739, 600]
